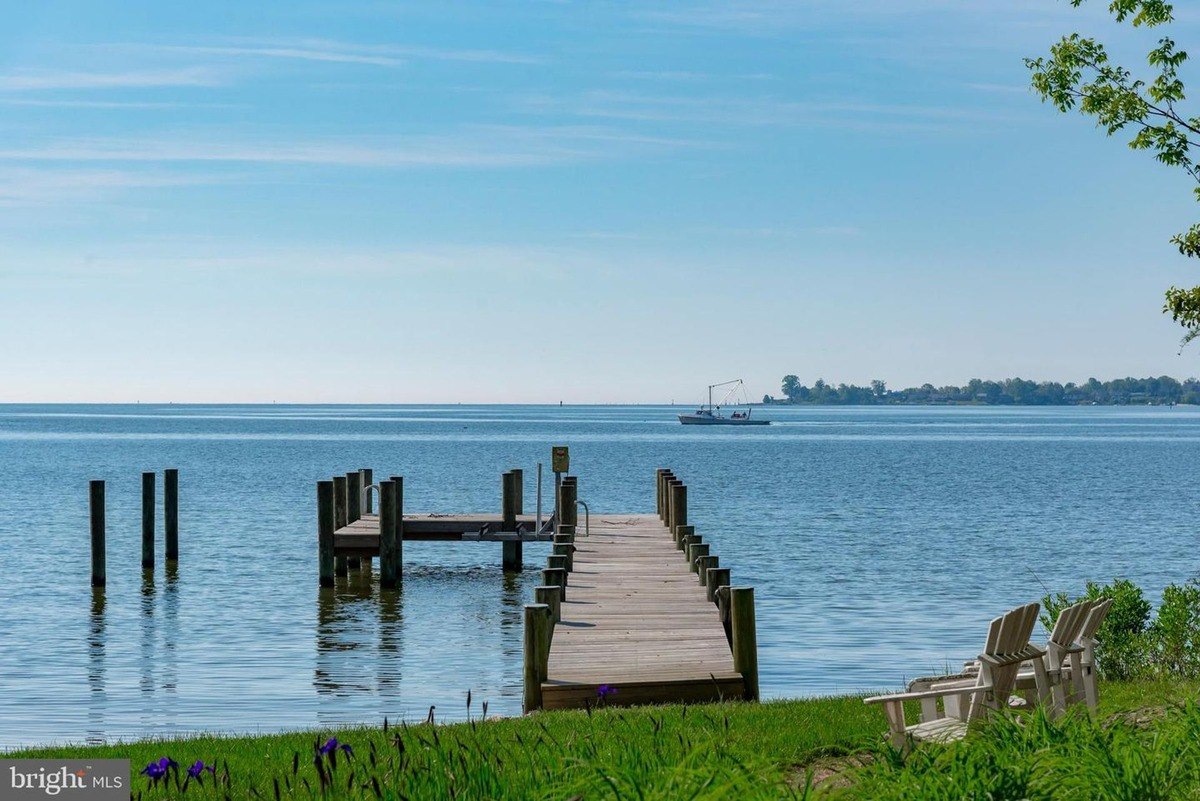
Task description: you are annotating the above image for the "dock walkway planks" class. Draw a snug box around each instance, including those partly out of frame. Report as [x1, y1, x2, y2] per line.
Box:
[540, 514, 744, 709]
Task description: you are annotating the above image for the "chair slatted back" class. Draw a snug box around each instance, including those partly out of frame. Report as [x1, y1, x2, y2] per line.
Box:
[1049, 600, 1095, 651]
[968, 603, 1040, 720]
[1079, 598, 1112, 643]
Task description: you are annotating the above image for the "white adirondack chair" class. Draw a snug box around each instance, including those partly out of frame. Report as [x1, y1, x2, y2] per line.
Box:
[957, 597, 1112, 714]
[1066, 598, 1112, 709]
[864, 603, 1047, 748]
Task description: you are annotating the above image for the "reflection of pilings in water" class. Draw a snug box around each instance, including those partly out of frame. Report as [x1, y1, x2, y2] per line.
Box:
[162, 562, 179, 713]
[140, 570, 156, 701]
[499, 570, 524, 663]
[378, 587, 403, 694]
[314, 572, 376, 699]
[86, 589, 106, 746]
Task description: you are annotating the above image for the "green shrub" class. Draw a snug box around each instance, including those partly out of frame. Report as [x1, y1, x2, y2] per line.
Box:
[1147, 581, 1200, 680]
[1042, 579, 1151, 680]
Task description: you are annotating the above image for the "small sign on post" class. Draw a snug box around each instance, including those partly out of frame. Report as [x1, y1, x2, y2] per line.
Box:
[551, 446, 569, 474]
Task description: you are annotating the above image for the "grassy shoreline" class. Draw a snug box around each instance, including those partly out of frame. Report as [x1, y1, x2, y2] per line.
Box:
[11, 681, 1199, 799]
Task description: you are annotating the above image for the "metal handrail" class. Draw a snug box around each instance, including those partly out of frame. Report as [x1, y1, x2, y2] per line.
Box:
[362, 484, 380, 515]
[576, 499, 589, 537]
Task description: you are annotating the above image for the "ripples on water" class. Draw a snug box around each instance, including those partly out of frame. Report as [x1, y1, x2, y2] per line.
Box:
[1, 404, 1197, 747]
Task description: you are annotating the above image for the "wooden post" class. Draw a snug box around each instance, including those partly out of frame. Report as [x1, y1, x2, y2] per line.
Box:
[89, 480, 105, 587]
[553, 541, 573, 572]
[731, 587, 759, 701]
[502, 471, 522, 571]
[164, 468, 179, 561]
[662, 471, 676, 522]
[317, 480, 335, 587]
[687, 542, 710, 573]
[535, 585, 561, 625]
[547, 554, 568, 573]
[379, 479, 400, 588]
[346, 471, 362, 569]
[361, 468, 374, 514]
[675, 524, 694, 551]
[543, 567, 567, 599]
[669, 483, 687, 539]
[513, 468, 524, 515]
[682, 532, 703, 562]
[707, 567, 730, 604]
[656, 469, 666, 520]
[333, 475, 348, 577]
[696, 554, 718, 585]
[717, 586, 732, 645]
[523, 603, 551, 713]
[564, 478, 578, 527]
[141, 471, 155, 570]
[389, 475, 405, 586]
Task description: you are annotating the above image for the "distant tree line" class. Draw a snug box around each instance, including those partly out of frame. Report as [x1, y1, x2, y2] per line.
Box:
[765, 375, 1200, 406]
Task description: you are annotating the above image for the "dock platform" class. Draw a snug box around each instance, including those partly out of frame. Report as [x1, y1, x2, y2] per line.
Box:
[540, 514, 744, 709]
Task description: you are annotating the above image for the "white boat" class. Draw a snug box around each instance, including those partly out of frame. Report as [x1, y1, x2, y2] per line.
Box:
[678, 379, 770, 426]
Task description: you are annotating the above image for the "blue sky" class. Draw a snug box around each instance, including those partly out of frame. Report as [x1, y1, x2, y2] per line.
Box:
[4, 1, 1200, 403]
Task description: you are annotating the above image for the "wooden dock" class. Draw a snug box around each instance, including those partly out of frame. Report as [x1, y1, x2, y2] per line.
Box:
[523, 468, 758, 712]
[313, 460, 758, 712]
[539, 514, 745, 709]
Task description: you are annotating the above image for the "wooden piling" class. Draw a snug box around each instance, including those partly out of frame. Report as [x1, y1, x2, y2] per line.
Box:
[706, 567, 730, 604]
[716, 586, 733, 645]
[379, 479, 400, 588]
[730, 587, 759, 701]
[547, 553, 568, 573]
[89, 480, 105, 587]
[543, 567, 567, 599]
[523, 603, 551, 713]
[502, 471, 522, 571]
[674, 524, 694, 551]
[656, 469, 667, 520]
[553, 541, 573, 572]
[695, 554, 718, 585]
[669, 482, 687, 539]
[164, 468, 179, 561]
[346, 471, 362, 569]
[687, 542, 710, 572]
[389, 475, 405, 585]
[535, 585, 561, 624]
[333, 475, 348, 577]
[513, 468, 523, 515]
[559, 478, 577, 528]
[317, 480, 335, 587]
[361, 468, 374, 514]
[141, 471, 155, 570]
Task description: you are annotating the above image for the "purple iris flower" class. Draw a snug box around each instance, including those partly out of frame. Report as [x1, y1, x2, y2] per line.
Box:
[597, 684, 617, 700]
[187, 761, 215, 779]
[140, 757, 177, 781]
[319, 737, 353, 757]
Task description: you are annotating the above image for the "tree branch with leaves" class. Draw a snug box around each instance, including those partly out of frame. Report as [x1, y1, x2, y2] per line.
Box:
[1027, 0, 1200, 346]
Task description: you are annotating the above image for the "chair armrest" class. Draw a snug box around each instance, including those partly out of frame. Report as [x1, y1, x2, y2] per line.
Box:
[864, 682, 992, 705]
[978, 645, 1046, 669]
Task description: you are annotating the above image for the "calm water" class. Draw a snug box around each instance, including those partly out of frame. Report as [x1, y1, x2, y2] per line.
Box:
[1, 404, 1198, 747]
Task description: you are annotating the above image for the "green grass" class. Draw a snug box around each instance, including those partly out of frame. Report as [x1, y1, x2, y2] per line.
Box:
[11, 682, 1200, 800]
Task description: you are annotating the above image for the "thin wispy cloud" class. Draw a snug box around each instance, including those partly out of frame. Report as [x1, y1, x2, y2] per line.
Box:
[109, 38, 543, 67]
[519, 90, 1021, 132]
[0, 126, 706, 169]
[0, 67, 219, 91]
[0, 167, 223, 206]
